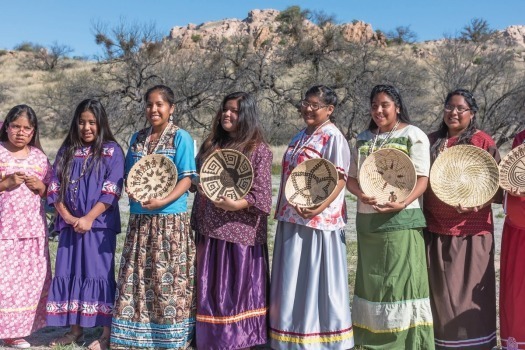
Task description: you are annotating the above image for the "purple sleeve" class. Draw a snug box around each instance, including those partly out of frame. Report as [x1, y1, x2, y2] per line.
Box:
[47, 147, 64, 206]
[244, 143, 273, 216]
[98, 144, 125, 206]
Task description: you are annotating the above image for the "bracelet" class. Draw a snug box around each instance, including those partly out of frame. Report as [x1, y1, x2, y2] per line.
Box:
[400, 201, 408, 208]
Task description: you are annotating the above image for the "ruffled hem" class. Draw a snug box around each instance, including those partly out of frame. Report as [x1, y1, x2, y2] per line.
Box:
[46, 275, 115, 327]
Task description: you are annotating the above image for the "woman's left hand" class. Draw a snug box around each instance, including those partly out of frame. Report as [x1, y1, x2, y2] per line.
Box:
[23, 175, 44, 195]
[213, 196, 242, 212]
[373, 201, 406, 213]
[142, 198, 166, 210]
[293, 204, 322, 219]
[508, 187, 525, 197]
[73, 216, 94, 234]
[454, 203, 484, 213]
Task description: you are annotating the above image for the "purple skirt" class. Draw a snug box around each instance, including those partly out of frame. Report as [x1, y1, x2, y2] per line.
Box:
[196, 234, 269, 349]
[46, 227, 116, 327]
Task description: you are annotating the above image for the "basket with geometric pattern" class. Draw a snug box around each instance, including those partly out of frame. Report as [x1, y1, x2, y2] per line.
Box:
[285, 158, 338, 208]
[127, 154, 178, 202]
[200, 149, 254, 201]
[499, 143, 525, 193]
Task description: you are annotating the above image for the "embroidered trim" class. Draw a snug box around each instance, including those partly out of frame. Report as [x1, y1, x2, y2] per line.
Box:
[46, 300, 113, 316]
[269, 326, 353, 344]
[74, 146, 114, 157]
[197, 307, 266, 324]
[48, 182, 60, 194]
[352, 295, 433, 333]
[111, 317, 195, 348]
[102, 180, 122, 197]
[435, 331, 497, 348]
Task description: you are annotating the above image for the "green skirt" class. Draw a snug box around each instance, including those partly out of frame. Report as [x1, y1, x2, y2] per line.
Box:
[352, 228, 435, 350]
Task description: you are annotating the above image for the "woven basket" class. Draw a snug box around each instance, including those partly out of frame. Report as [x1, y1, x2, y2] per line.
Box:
[200, 149, 254, 201]
[430, 144, 499, 207]
[358, 148, 416, 204]
[127, 154, 178, 202]
[285, 158, 338, 208]
[499, 143, 525, 192]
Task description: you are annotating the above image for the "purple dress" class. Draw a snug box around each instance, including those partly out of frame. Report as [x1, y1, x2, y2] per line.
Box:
[191, 143, 273, 349]
[46, 142, 124, 327]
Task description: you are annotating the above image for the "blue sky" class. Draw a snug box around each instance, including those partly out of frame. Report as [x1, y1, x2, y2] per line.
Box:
[1, 0, 524, 58]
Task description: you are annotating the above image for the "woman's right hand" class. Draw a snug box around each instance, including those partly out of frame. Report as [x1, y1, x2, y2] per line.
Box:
[359, 192, 377, 205]
[508, 187, 525, 197]
[4, 172, 25, 190]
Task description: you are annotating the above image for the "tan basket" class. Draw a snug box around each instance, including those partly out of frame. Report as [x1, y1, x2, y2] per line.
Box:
[285, 158, 338, 208]
[200, 149, 254, 201]
[499, 143, 525, 192]
[358, 148, 416, 204]
[127, 154, 178, 202]
[430, 144, 499, 207]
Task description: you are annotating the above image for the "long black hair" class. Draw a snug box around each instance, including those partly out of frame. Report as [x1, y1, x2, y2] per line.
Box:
[0, 105, 43, 152]
[430, 89, 479, 160]
[368, 84, 411, 130]
[56, 99, 119, 202]
[198, 91, 267, 162]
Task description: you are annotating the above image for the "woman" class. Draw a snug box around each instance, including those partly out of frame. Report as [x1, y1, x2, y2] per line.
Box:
[346, 84, 434, 349]
[270, 85, 354, 350]
[0, 105, 51, 349]
[500, 129, 525, 350]
[47, 99, 124, 350]
[424, 89, 498, 350]
[191, 92, 272, 349]
[110, 85, 197, 349]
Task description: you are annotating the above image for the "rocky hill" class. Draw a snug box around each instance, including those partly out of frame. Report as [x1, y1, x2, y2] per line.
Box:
[166, 9, 525, 62]
[167, 9, 385, 50]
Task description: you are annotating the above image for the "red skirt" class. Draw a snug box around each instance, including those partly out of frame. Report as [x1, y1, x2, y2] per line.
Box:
[500, 219, 525, 350]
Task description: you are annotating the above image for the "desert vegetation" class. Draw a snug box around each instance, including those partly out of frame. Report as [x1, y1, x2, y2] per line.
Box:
[0, 7, 524, 149]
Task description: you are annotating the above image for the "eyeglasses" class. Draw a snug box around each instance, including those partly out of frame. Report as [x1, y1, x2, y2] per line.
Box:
[8, 124, 34, 135]
[444, 105, 471, 114]
[300, 100, 329, 111]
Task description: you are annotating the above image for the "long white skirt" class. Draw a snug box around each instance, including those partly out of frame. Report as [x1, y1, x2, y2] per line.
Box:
[269, 221, 354, 350]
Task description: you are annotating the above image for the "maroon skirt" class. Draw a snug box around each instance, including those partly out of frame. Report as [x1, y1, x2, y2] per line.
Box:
[425, 231, 496, 350]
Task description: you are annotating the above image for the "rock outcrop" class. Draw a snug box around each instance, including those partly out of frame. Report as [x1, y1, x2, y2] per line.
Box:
[502, 25, 525, 47]
[167, 9, 385, 50]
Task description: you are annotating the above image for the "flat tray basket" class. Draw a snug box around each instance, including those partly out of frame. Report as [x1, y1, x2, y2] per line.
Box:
[430, 144, 499, 207]
[358, 148, 417, 204]
[285, 158, 339, 208]
[200, 149, 254, 201]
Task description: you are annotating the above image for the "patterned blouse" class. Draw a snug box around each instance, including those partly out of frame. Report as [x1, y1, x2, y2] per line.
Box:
[0, 143, 50, 239]
[275, 123, 351, 230]
[191, 142, 273, 246]
[423, 130, 500, 236]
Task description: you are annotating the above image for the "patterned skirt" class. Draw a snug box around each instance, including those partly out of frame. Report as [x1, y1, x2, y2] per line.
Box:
[269, 221, 354, 350]
[353, 228, 434, 349]
[0, 236, 51, 338]
[500, 220, 525, 350]
[425, 231, 496, 350]
[110, 213, 196, 349]
[196, 234, 269, 349]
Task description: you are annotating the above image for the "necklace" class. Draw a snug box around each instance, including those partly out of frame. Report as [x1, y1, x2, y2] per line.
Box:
[288, 119, 331, 170]
[368, 119, 400, 155]
[439, 133, 449, 155]
[68, 147, 92, 211]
